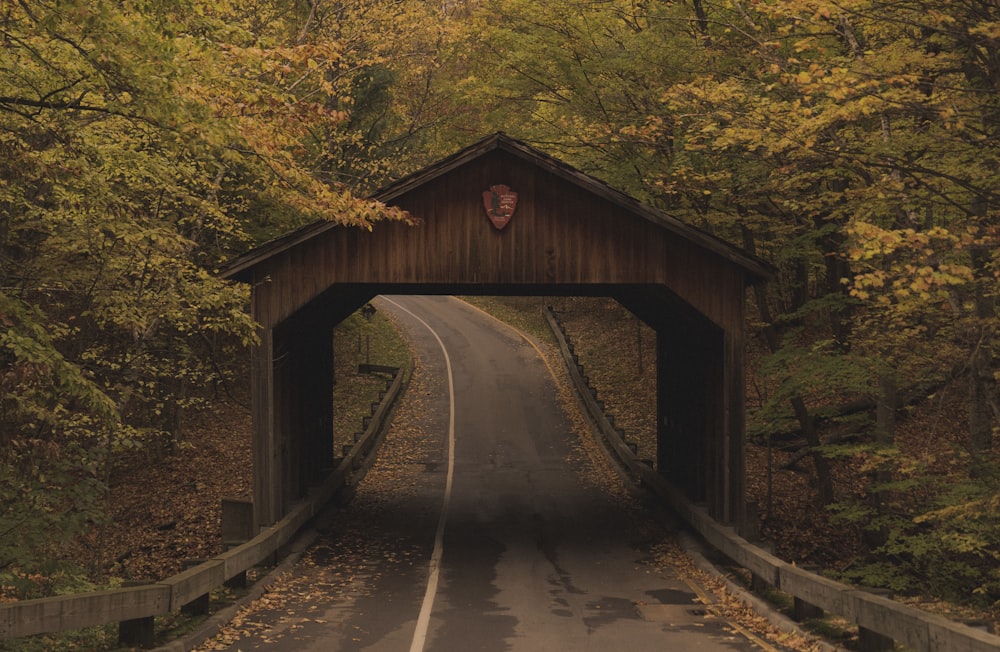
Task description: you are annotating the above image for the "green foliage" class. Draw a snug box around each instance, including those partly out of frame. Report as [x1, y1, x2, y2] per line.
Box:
[461, 0, 706, 202]
[449, 0, 1000, 607]
[831, 451, 1000, 604]
[285, 0, 469, 188]
[0, 623, 119, 652]
[0, 438, 106, 599]
[751, 330, 871, 436]
[0, 0, 429, 594]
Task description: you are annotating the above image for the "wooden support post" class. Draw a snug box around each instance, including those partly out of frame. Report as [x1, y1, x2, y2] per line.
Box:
[724, 328, 746, 529]
[857, 587, 896, 652]
[656, 333, 670, 476]
[251, 320, 279, 529]
[222, 498, 254, 589]
[181, 559, 210, 616]
[118, 581, 154, 648]
[858, 626, 895, 652]
[793, 596, 824, 621]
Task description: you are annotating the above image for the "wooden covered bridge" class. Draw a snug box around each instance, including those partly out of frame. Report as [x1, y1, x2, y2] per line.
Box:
[221, 133, 772, 532]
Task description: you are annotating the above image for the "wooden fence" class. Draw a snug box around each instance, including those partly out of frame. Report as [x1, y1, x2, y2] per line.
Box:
[543, 306, 1000, 652]
[0, 361, 409, 644]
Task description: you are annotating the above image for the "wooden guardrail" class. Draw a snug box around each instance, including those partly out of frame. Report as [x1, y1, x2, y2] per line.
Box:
[0, 360, 410, 644]
[543, 306, 1000, 652]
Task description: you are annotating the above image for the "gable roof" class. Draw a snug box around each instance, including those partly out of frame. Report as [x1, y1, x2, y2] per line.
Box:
[220, 132, 774, 282]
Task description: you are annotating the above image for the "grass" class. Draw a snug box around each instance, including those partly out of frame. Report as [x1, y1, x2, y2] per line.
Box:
[459, 296, 559, 346]
[332, 305, 412, 461]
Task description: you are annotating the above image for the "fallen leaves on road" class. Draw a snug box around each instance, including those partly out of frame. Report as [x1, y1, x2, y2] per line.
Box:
[646, 539, 826, 652]
[193, 345, 441, 651]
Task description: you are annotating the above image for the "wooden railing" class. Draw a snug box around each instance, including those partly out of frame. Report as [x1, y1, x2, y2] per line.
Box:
[0, 361, 409, 644]
[543, 306, 1000, 652]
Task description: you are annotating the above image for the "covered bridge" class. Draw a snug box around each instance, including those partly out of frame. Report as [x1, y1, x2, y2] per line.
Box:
[221, 133, 773, 531]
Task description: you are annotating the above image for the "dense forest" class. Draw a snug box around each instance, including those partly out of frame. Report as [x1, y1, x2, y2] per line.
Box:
[1, 0, 997, 617]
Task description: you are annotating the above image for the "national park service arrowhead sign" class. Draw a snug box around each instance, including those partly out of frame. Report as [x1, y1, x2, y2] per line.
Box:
[482, 184, 518, 230]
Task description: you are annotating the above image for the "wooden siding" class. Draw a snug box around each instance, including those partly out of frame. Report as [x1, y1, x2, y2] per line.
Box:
[247, 148, 751, 336]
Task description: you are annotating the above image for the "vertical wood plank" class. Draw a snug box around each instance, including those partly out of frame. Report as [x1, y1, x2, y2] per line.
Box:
[250, 303, 276, 528]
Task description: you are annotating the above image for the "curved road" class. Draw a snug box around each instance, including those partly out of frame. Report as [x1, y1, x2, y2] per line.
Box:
[196, 296, 784, 652]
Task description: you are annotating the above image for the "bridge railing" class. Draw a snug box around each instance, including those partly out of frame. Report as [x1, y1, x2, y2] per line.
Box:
[543, 306, 1000, 652]
[0, 361, 410, 645]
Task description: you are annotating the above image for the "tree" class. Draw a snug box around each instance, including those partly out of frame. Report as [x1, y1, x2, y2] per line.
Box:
[438, 0, 1000, 604]
[0, 0, 414, 594]
[459, 0, 709, 203]
[459, 0, 998, 504]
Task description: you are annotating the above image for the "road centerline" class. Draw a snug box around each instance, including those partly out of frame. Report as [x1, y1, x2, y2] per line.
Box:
[382, 297, 457, 652]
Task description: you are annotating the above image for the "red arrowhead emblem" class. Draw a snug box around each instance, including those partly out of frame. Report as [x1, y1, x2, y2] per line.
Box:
[482, 184, 518, 230]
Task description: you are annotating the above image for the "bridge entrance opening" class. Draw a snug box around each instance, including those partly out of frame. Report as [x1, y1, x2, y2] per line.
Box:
[339, 294, 661, 470]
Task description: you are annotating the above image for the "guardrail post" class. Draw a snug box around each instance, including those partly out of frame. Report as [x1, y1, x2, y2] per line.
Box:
[742, 501, 761, 542]
[787, 563, 824, 621]
[181, 559, 210, 615]
[119, 616, 155, 649]
[858, 626, 894, 651]
[793, 595, 824, 621]
[747, 542, 776, 592]
[222, 498, 254, 589]
[857, 587, 896, 652]
[119, 581, 155, 649]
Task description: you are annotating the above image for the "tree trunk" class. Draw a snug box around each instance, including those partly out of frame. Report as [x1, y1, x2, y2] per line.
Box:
[866, 371, 897, 547]
[875, 372, 897, 447]
[791, 395, 835, 504]
[968, 247, 996, 454]
[742, 224, 836, 505]
[691, 0, 710, 39]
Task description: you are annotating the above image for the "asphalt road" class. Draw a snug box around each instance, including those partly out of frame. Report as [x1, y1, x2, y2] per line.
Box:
[195, 296, 780, 652]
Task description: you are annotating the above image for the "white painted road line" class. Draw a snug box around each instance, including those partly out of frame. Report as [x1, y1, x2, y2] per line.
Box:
[382, 297, 457, 652]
